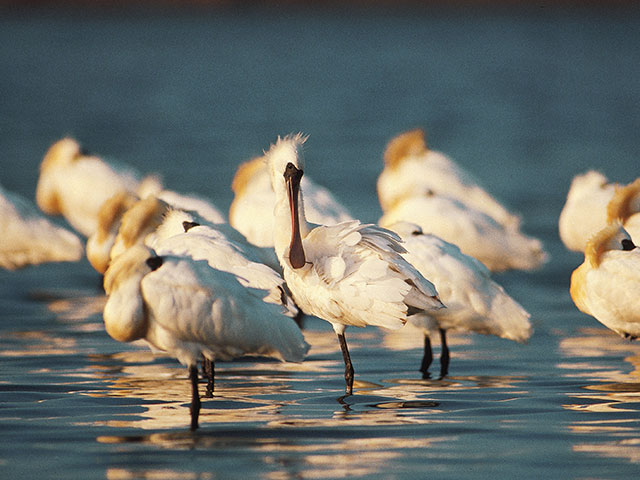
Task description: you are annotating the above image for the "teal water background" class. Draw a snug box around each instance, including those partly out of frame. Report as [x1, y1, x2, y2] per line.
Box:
[1, 4, 640, 479]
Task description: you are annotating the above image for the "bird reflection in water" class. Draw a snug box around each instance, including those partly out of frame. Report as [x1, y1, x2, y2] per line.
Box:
[559, 327, 640, 464]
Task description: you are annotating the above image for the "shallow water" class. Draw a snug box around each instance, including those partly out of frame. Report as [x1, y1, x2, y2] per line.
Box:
[1, 4, 640, 479]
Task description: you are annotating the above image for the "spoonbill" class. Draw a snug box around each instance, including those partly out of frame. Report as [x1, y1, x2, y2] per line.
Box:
[230, 155, 353, 248]
[377, 128, 521, 229]
[379, 193, 547, 272]
[570, 222, 640, 339]
[559, 170, 617, 252]
[103, 244, 309, 430]
[265, 134, 444, 394]
[36, 137, 142, 237]
[386, 222, 532, 378]
[36, 137, 225, 239]
[377, 130, 547, 272]
[0, 183, 83, 269]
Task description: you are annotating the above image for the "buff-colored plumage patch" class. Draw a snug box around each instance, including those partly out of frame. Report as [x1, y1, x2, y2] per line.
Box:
[383, 128, 428, 169]
[118, 197, 169, 249]
[607, 178, 640, 223]
[584, 223, 623, 268]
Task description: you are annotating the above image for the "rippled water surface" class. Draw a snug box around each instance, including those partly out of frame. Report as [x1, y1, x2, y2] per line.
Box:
[1, 4, 640, 479]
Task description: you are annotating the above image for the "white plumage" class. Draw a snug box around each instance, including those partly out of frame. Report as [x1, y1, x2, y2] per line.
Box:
[570, 222, 640, 340]
[37, 137, 225, 240]
[229, 155, 353, 248]
[265, 134, 444, 394]
[377, 129, 547, 272]
[386, 221, 532, 377]
[103, 244, 309, 430]
[559, 170, 618, 252]
[0, 183, 83, 269]
[36, 138, 143, 237]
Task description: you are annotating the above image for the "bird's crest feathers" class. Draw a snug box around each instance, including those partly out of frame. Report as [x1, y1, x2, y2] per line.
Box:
[383, 129, 428, 169]
[607, 178, 640, 223]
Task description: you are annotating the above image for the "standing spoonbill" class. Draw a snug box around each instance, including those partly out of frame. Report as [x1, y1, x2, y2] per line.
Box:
[559, 170, 618, 252]
[0, 183, 83, 269]
[265, 134, 444, 394]
[570, 222, 640, 340]
[230, 155, 353, 248]
[103, 244, 309, 430]
[386, 222, 532, 378]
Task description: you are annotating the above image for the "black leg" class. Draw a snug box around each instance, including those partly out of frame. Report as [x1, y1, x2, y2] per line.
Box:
[293, 310, 305, 329]
[337, 333, 354, 395]
[189, 365, 201, 431]
[439, 328, 450, 379]
[420, 334, 433, 379]
[203, 355, 214, 398]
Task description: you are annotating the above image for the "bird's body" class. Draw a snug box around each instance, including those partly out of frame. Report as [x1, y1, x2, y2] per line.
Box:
[265, 134, 443, 393]
[377, 129, 546, 272]
[103, 244, 309, 429]
[0, 183, 83, 269]
[377, 129, 521, 230]
[379, 194, 546, 272]
[150, 209, 296, 315]
[570, 223, 640, 340]
[88, 194, 234, 275]
[36, 138, 142, 237]
[230, 156, 353, 248]
[386, 222, 532, 377]
[559, 170, 618, 252]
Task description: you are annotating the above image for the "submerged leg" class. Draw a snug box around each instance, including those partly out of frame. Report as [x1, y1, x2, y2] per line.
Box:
[189, 365, 201, 431]
[420, 334, 433, 379]
[203, 355, 215, 398]
[439, 328, 450, 379]
[337, 333, 355, 395]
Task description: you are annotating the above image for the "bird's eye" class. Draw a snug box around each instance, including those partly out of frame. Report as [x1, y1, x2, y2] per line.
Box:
[182, 221, 200, 232]
[622, 238, 636, 251]
[411, 230, 421, 236]
[146, 256, 163, 271]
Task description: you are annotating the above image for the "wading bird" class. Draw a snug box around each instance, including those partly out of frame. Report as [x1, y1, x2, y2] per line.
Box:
[265, 134, 444, 394]
[570, 222, 640, 340]
[386, 222, 532, 378]
[103, 244, 309, 430]
[377, 129, 547, 272]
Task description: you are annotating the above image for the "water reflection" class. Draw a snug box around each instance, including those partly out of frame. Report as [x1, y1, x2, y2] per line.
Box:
[559, 327, 640, 465]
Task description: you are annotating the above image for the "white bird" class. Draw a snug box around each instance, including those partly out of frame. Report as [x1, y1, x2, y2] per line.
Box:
[229, 155, 353, 248]
[605, 177, 640, 243]
[103, 244, 309, 430]
[87, 192, 231, 275]
[36, 137, 225, 239]
[377, 128, 521, 230]
[0, 183, 83, 269]
[570, 222, 640, 340]
[377, 130, 547, 272]
[385, 221, 532, 378]
[379, 193, 547, 272]
[265, 134, 444, 394]
[559, 170, 618, 252]
[149, 208, 298, 317]
[36, 137, 143, 237]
